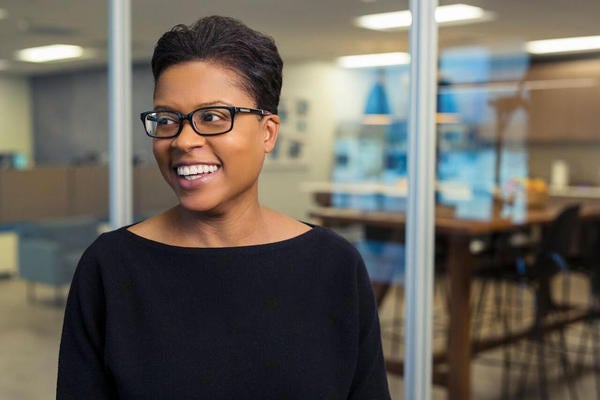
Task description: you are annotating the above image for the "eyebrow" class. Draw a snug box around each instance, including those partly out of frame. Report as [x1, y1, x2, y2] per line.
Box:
[152, 100, 233, 112]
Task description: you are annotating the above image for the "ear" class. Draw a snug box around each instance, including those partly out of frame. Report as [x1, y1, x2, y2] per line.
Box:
[262, 114, 280, 153]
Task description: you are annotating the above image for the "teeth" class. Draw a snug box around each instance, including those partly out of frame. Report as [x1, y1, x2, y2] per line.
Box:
[177, 164, 219, 176]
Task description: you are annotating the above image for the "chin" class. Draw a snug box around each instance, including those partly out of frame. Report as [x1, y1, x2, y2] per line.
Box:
[179, 198, 218, 214]
[176, 197, 223, 215]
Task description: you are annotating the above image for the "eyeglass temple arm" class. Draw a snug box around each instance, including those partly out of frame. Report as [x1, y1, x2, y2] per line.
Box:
[235, 107, 273, 116]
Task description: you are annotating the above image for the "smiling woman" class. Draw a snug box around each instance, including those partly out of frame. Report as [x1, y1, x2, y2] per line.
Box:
[145, 60, 280, 217]
[56, 15, 391, 400]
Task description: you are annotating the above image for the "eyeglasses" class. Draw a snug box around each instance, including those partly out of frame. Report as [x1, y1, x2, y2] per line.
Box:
[140, 106, 272, 138]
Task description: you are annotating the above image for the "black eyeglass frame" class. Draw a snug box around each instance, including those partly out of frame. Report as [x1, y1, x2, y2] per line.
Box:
[140, 106, 273, 138]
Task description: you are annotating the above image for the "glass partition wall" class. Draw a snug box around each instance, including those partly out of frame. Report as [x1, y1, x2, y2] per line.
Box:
[435, 2, 600, 400]
[0, 0, 114, 397]
[1, 1, 599, 399]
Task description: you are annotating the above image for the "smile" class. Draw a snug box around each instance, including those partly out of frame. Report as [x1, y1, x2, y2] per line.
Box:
[176, 164, 220, 180]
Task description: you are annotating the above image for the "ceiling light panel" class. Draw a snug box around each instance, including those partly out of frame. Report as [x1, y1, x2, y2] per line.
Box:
[0, 8, 7, 19]
[356, 10, 413, 30]
[525, 36, 600, 54]
[16, 44, 84, 63]
[355, 4, 493, 31]
[436, 4, 487, 24]
[338, 52, 410, 68]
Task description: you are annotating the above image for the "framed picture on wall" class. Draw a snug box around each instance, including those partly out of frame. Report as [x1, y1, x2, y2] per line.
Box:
[266, 96, 309, 168]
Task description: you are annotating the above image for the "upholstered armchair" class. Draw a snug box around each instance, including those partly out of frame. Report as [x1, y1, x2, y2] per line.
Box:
[17, 217, 99, 303]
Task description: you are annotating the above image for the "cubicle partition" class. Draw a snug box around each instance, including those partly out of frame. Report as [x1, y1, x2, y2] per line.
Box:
[69, 166, 110, 217]
[0, 167, 70, 223]
[133, 165, 177, 219]
[0, 165, 176, 224]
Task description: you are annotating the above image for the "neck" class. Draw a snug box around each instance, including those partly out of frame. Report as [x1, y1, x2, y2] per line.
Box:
[169, 202, 271, 247]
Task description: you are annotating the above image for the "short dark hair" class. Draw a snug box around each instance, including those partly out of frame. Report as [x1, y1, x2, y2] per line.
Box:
[151, 15, 283, 114]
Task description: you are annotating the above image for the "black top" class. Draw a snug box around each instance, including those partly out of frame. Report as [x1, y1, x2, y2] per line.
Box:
[57, 225, 391, 399]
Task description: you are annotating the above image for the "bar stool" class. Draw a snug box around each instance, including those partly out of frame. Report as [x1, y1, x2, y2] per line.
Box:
[473, 204, 581, 399]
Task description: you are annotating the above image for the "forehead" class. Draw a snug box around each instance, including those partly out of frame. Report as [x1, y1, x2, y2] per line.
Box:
[153, 61, 251, 105]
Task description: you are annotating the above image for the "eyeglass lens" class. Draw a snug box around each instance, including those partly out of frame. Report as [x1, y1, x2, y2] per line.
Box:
[144, 107, 234, 137]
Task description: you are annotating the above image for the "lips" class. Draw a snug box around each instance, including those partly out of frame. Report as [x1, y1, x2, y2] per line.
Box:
[175, 164, 220, 181]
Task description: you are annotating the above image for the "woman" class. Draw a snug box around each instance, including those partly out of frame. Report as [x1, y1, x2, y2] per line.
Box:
[57, 15, 390, 399]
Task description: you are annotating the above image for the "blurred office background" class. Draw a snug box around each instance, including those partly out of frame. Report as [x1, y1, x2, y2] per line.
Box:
[1, 1, 600, 399]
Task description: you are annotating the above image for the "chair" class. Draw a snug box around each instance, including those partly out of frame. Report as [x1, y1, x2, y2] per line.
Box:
[16, 217, 99, 304]
[569, 218, 600, 398]
[472, 204, 581, 400]
[471, 230, 531, 399]
[518, 204, 581, 399]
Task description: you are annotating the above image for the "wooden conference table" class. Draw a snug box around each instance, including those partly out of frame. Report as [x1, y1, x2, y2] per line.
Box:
[309, 203, 600, 400]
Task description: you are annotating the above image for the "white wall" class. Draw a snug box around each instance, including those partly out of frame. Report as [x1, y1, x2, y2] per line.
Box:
[0, 76, 33, 166]
[259, 62, 339, 219]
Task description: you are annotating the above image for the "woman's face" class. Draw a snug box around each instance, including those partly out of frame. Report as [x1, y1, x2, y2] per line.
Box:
[152, 61, 279, 215]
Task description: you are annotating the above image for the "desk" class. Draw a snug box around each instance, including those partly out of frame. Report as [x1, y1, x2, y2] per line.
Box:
[309, 204, 600, 400]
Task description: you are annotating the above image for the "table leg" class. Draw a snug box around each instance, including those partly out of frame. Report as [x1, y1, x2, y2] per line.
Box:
[446, 235, 473, 400]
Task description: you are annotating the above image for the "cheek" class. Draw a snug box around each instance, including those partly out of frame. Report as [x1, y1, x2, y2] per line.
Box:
[220, 133, 264, 163]
[152, 141, 166, 160]
[152, 142, 171, 172]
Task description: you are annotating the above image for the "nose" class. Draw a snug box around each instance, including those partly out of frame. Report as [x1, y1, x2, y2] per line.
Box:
[170, 120, 206, 150]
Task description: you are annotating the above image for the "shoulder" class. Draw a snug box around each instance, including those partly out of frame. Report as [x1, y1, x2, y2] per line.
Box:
[72, 226, 133, 277]
[309, 226, 374, 291]
[294, 224, 366, 281]
[83, 226, 131, 255]
[309, 224, 362, 257]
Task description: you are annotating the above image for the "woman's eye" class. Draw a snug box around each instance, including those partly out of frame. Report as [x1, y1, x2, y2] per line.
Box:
[200, 112, 223, 122]
[151, 113, 178, 125]
[157, 118, 173, 125]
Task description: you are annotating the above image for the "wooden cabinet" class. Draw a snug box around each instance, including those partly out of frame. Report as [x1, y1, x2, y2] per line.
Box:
[526, 59, 600, 142]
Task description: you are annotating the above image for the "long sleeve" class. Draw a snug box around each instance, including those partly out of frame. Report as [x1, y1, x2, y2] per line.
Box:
[348, 258, 391, 400]
[57, 246, 116, 399]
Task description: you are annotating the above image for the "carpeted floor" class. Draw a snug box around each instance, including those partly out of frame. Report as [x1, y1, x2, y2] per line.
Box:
[0, 278, 65, 400]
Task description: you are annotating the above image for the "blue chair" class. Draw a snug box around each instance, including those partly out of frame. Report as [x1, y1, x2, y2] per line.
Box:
[16, 217, 99, 303]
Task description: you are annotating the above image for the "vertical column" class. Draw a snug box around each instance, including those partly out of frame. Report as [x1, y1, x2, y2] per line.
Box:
[108, 0, 133, 229]
[404, 0, 438, 399]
